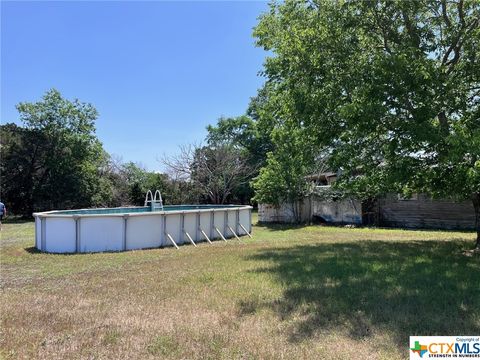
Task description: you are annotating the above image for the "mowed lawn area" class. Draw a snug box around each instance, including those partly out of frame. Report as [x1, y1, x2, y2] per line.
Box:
[1, 215, 479, 360]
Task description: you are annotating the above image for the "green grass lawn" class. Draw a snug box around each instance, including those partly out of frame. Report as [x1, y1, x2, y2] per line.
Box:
[1, 215, 479, 359]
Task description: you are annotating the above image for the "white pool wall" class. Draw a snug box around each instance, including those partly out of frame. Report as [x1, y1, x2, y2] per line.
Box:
[33, 206, 252, 253]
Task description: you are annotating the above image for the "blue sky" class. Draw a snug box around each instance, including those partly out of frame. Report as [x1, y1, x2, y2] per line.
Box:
[1, 1, 268, 171]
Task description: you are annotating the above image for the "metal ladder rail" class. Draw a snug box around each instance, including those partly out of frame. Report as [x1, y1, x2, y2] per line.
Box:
[153, 190, 164, 211]
[145, 190, 164, 211]
[144, 190, 154, 206]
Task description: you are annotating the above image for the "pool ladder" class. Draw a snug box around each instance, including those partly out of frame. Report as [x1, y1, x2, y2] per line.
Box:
[145, 190, 164, 211]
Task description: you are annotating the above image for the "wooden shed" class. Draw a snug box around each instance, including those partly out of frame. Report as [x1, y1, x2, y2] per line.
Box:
[259, 171, 476, 230]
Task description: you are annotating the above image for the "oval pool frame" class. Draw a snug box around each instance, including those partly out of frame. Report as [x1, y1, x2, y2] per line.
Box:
[33, 205, 253, 253]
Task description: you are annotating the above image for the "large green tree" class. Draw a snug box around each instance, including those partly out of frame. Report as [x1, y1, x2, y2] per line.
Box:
[253, 0, 480, 247]
[205, 87, 279, 204]
[205, 116, 266, 203]
[1, 89, 111, 215]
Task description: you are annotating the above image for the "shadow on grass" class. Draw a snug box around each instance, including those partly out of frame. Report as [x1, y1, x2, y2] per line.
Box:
[23, 245, 106, 256]
[23, 244, 190, 255]
[23, 245, 133, 256]
[3, 217, 33, 224]
[256, 221, 311, 231]
[24, 246, 89, 256]
[256, 221, 477, 236]
[24, 246, 41, 254]
[240, 239, 480, 346]
[22, 246, 87, 256]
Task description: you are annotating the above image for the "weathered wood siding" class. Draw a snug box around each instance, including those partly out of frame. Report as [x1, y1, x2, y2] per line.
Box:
[258, 197, 361, 224]
[258, 202, 311, 223]
[378, 194, 475, 230]
[260, 193, 476, 230]
[312, 198, 362, 224]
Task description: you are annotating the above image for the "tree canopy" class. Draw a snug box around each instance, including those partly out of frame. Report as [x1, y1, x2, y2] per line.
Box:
[0, 90, 200, 215]
[252, 0, 480, 245]
[2, 1, 479, 247]
[1, 89, 110, 215]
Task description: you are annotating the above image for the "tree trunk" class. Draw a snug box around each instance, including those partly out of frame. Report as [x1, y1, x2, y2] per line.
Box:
[438, 111, 450, 135]
[472, 193, 480, 249]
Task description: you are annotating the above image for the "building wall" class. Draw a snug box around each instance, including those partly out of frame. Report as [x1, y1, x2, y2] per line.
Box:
[259, 193, 475, 230]
[258, 201, 311, 223]
[378, 194, 475, 230]
[258, 197, 362, 224]
[312, 197, 362, 224]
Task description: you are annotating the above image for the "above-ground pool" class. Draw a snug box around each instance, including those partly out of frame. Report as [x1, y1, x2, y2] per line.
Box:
[33, 204, 252, 253]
